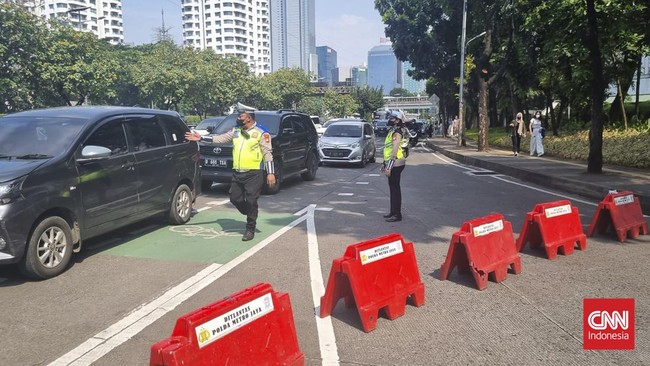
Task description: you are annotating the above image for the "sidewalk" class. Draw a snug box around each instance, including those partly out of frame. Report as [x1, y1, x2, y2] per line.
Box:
[424, 136, 650, 215]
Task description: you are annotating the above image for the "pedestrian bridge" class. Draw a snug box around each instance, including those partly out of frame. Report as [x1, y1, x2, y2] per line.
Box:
[383, 96, 436, 113]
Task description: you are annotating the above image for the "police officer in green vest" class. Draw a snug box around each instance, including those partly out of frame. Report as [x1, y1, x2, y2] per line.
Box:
[381, 110, 407, 222]
[186, 110, 275, 241]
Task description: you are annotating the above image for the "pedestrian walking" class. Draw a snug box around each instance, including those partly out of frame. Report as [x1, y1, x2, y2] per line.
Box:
[529, 111, 545, 156]
[509, 112, 526, 156]
[185, 110, 276, 241]
[381, 110, 407, 222]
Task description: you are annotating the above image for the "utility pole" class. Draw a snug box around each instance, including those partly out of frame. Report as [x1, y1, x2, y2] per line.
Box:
[457, 0, 468, 147]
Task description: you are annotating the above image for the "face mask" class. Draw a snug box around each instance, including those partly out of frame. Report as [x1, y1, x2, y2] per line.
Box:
[387, 119, 395, 126]
[236, 118, 244, 127]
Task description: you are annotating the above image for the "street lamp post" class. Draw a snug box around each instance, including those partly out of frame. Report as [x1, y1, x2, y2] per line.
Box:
[457, 0, 487, 147]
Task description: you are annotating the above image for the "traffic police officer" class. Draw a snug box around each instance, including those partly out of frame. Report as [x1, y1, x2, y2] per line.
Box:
[381, 110, 407, 222]
[186, 110, 275, 241]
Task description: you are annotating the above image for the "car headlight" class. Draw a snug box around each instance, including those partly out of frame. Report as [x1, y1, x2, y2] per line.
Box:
[0, 176, 26, 205]
[317, 140, 323, 148]
[350, 143, 359, 149]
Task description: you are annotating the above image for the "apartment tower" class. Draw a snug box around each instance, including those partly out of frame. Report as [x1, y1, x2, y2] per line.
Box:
[181, 0, 271, 75]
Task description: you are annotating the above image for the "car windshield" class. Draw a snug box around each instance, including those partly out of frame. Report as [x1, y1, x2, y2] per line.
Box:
[216, 114, 282, 136]
[376, 121, 387, 127]
[0, 116, 87, 158]
[195, 117, 225, 130]
[324, 124, 362, 138]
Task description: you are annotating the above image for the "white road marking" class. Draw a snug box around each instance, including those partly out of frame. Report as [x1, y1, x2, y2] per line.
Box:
[49, 210, 312, 366]
[196, 206, 211, 212]
[367, 174, 381, 177]
[206, 199, 230, 205]
[305, 205, 340, 365]
[355, 182, 369, 185]
[424, 146, 598, 206]
[337, 193, 354, 196]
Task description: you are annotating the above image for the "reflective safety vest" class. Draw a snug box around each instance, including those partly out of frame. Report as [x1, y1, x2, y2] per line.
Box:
[383, 129, 405, 161]
[233, 127, 264, 170]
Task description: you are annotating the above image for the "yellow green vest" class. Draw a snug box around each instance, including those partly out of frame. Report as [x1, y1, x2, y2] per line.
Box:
[383, 129, 405, 160]
[233, 128, 263, 170]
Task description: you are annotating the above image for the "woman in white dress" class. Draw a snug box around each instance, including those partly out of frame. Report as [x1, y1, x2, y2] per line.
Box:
[528, 111, 545, 157]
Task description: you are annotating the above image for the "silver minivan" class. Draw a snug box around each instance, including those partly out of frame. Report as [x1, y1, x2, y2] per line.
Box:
[318, 120, 376, 167]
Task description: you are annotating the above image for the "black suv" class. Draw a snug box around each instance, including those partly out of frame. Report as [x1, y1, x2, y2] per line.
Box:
[199, 110, 319, 194]
[0, 107, 201, 279]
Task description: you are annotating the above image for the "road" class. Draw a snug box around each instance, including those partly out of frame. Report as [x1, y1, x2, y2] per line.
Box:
[1, 141, 648, 365]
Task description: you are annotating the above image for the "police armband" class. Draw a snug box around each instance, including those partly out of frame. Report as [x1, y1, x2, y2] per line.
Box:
[265, 161, 275, 174]
[201, 136, 214, 143]
[385, 159, 394, 170]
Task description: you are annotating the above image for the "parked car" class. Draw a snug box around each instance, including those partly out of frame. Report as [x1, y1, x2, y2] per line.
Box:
[318, 120, 376, 167]
[374, 119, 390, 137]
[0, 106, 201, 279]
[192, 116, 226, 136]
[199, 110, 319, 194]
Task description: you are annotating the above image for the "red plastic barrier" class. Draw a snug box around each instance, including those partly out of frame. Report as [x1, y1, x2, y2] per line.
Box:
[439, 213, 521, 290]
[150, 283, 304, 366]
[516, 200, 587, 259]
[588, 191, 648, 242]
[319, 233, 425, 332]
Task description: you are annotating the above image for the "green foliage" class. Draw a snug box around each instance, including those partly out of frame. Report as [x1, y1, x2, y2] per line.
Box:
[467, 127, 650, 168]
[297, 96, 324, 117]
[247, 68, 312, 110]
[352, 86, 384, 121]
[323, 90, 359, 118]
[0, 4, 48, 111]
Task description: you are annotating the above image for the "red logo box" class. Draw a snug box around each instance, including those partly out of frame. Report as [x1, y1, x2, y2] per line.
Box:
[583, 298, 635, 350]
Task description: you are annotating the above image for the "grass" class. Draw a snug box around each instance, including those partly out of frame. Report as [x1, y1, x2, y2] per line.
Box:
[464, 127, 650, 168]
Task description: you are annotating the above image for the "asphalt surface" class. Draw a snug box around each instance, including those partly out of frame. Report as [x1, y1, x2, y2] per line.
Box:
[1, 140, 649, 365]
[425, 136, 650, 215]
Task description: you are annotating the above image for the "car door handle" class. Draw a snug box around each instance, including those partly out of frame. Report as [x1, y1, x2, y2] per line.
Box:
[122, 162, 135, 171]
[164, 153, 174, 160]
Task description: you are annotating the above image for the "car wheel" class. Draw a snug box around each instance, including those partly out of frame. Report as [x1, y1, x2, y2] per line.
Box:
[301, 151, 318, 181]
[20, 216, 73, 280]
[201, 180, 213, 192]
[369, 151, 376, 163]
[168, 184, 192, 225]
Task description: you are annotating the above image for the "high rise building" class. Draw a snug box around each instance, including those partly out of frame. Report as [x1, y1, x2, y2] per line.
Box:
[181, 0, 271, 75]
[332, 66, 350, 85]
[402, 61, 426, 95]
[351, 66, 368, 87]
[2, 0, 124, 44]
[367, 43, 400, 95]
[316, 46, 337, 86]
[269, 0, 315, 73]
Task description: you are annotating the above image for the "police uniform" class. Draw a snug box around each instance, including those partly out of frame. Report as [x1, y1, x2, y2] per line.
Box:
[383, 126, 406, 221]
[207, 122, 274, 236]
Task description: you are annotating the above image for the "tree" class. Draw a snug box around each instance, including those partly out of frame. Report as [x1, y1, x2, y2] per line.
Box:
[131, 41, 193, 110]
[352, 86, 384, 120]
[38, 23, 120, 106]
[183, 51, 251, 118]
[323, 90, 359, 118]
[0, 4, 48, 112]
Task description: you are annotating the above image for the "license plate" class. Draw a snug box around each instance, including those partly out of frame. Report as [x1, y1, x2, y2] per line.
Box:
[205, 159, 227, 167]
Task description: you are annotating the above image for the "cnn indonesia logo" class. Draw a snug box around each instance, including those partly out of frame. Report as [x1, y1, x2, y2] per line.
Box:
[583, 298, 635, 350]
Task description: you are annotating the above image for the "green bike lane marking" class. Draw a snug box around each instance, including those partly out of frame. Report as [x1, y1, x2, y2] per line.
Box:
[100, 209, 296, 263]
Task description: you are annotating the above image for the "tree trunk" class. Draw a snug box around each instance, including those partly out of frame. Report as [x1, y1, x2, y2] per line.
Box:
[477, 77, 489, 151]
[585, 0, 605, 174]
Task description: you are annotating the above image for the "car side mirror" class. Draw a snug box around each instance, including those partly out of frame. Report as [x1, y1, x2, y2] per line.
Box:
[282, 128, 294, 135]
[77, 145, 112, 163]
[206, 126, 214, 133]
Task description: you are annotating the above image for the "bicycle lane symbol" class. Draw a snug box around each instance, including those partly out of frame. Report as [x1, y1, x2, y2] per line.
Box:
[168, 225, 241, 240]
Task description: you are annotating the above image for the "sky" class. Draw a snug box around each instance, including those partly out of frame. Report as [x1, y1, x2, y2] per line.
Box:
[121, 0, 387, 68]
